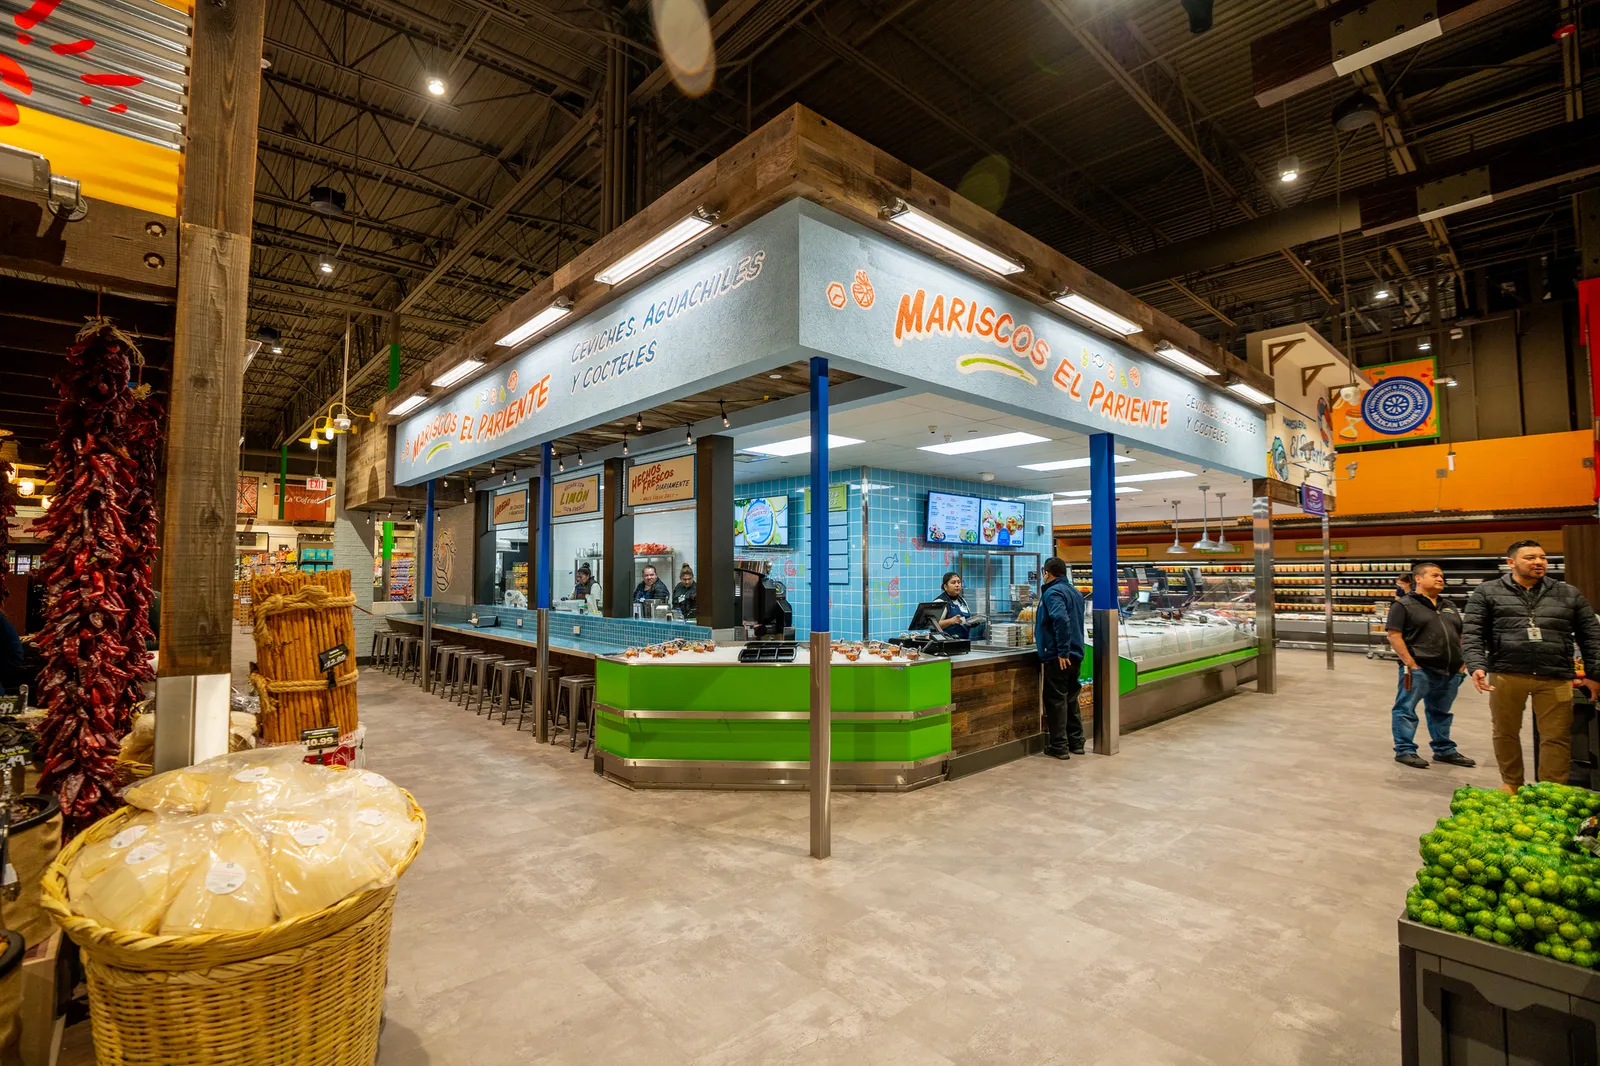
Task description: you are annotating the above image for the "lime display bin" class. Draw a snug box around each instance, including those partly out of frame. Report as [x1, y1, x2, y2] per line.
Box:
[1399, 915, 1600, 1065]
[593, 657, 953, 791]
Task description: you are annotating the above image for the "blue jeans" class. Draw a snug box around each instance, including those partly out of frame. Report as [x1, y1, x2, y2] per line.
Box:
[1391, 666, 1464, 756]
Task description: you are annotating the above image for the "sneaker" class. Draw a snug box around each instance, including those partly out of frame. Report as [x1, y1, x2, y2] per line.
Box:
[1043, 749, 1071, 761]
[1435, 752, 1476, 768]
[1069, 744, 1086, 756]
[1395, 753, 1430, 769]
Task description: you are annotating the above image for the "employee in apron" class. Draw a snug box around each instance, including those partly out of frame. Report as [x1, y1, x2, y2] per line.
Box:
[933, 572, 983, 639]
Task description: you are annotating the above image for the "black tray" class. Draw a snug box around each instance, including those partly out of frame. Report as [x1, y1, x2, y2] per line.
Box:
[738, 641, 798, 663]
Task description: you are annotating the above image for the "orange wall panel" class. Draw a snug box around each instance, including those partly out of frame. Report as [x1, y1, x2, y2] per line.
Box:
[1336, 431, 1593, 516]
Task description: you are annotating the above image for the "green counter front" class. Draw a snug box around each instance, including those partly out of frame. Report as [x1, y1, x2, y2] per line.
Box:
[592, 651, 953, 791]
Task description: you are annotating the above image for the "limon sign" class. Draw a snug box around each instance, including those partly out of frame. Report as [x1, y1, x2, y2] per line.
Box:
[553, 474, 600, 517]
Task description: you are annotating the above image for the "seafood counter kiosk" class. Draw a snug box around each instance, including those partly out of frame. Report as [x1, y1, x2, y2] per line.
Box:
[376, 110, 1271, 802]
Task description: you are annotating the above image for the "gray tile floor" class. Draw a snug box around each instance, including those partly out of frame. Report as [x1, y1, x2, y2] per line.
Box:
[66, 638, 1537, 1064]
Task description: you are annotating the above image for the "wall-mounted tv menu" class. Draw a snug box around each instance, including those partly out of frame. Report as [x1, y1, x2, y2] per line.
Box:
[734, 495, 790, 547]
[926, 491, 1027, 548]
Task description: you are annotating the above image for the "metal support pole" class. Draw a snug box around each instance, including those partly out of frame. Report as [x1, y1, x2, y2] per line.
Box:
[1323, 513, 1335, 670]
[537, 443, 554, 745]
[809, 356, 831, 860]
[1089, 433, 1119, 755]
[1253, 495, 1276, 694]
[422, 480, 436, 691]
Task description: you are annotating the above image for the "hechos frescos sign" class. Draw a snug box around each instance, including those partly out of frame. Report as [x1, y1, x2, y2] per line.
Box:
[795, 204, 1266, 477]
[627, 455, 694, 506]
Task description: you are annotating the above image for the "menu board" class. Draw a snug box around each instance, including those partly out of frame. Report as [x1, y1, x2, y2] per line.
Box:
[492, 489, 528, 526]
[735, 496, 789, 547]
[925, 492, 980, 546]
[980, 498, 1026, 548]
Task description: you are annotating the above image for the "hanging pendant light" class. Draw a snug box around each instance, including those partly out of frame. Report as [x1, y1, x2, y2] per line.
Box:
[1215, 492, 1228, 548]
[1191, 484, 1217, 551]
[1167, 501, 1186, 555]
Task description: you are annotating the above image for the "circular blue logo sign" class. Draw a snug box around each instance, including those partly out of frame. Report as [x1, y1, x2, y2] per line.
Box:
[1361, 377, 1433, 435]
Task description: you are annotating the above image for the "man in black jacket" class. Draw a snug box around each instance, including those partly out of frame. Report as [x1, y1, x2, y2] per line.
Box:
[1462, 540, 1600, 791]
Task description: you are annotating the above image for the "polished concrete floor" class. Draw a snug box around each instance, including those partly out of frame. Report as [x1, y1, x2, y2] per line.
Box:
[68, 639, 1536, 1064]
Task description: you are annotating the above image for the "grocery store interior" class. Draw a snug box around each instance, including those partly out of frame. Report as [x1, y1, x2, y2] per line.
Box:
[5, 0, 1600, 1063]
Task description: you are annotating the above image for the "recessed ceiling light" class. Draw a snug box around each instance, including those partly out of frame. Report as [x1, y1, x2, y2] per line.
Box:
[388, 394, 428, 417]
[1153, 343, 1219, 377]
[1019, 455, 1134, 472]
[595, 212, 715, 285]
[883, 201, 1023, 276]
[431, 359, 484, 388]
[1054, 291, 1142, 336]
[1225, 381, 1275, 405]
[919, 431, 1050, 456]
[496, 301, 571, 347]
[746, 434, 864, 457]
[768, 372, 783, 380]
[1053, 499, 1089, 507]
[1114, 471, 1196, 484]
[1055, 487, 1141, 496]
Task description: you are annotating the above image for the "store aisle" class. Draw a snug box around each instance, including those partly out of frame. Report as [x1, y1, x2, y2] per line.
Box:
[337, 645, 1522, 1066]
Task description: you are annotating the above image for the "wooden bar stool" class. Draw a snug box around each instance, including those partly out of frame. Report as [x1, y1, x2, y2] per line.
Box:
[552, 676, 596, 750]
[487, 659, 530, 721]
[461, 653, 505, 711]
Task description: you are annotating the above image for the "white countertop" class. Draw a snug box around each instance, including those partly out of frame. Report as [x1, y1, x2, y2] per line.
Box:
[604, 645, 946, 667]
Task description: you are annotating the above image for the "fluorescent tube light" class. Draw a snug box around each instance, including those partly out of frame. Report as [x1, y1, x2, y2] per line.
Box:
[1018, 455, 1134, 472]
[595, 213, 715, 285]
[1054, 291, 1141, 336]
[431, 359, 485, 388]
[919, 431, 1050, 456]
[388, 394, 427, 417]
[1114, 471, 1195, 484]
[1053, 499, 1089, 507]
[1055, 487, 1141, 496]
[1226, 381, 1275, 405]
[1153, 343, 1219, 377]
[883, 202, 1023, 276]
[496, 302, 572, 347]
[744, 434, 864, 457]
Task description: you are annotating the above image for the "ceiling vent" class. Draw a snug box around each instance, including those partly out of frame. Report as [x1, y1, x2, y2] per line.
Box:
[307, 186, 347, 218]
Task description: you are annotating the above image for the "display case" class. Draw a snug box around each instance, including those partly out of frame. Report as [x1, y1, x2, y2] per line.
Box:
[954, 550, 1040, 647]
[1109, 565, 1257, 671]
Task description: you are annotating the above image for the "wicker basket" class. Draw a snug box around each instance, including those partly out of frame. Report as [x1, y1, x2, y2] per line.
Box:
[40, 791, 425, 1066]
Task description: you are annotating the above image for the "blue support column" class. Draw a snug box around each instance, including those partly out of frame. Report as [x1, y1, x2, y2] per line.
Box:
[422, 479, 436, 691]
[1088, 433, 1119, 755]
[536, 444, 553, 742]
[808, 356, 831, 859]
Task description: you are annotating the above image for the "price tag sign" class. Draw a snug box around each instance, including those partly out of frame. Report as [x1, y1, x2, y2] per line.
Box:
[0, 744, 29, 771]
[317, 643, 349, 672]
[301, 726, 341, 753]
[0, 694, 23, 717]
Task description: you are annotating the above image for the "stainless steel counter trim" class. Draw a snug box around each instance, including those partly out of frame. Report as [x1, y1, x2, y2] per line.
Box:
[602, 753, 949, 771]
[595, 703, 954, 721]
[599, 753, 948, 791]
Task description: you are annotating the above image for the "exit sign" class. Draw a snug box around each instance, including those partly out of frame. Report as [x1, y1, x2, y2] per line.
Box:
[305, 477, 328, 492]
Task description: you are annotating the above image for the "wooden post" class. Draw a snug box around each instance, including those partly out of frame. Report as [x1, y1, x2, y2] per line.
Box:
[695, 435, 734, 629]
[153, 0, 267, 772]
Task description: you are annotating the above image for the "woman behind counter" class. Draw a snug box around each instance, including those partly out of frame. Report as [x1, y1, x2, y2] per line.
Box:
[933, 572, 984, 639]
[671, 564, 697, 620]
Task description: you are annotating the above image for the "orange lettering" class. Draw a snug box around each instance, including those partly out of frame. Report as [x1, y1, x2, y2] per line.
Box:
[894, 290, 926, 341]
[1088, 380, 1106, 409]
[1052, 359, 1081, 397]
[994, 313, 1013, 345]
[965, 300, 978, 333]
[533, 375, 550, 410]
[947, 297, 966, 334]
[977, 306, 995, 337]
[925, 295, 946, 334]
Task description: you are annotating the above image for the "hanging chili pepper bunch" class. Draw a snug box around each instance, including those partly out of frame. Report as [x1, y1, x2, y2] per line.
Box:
[117, 387, 164, 709]
[0, 457, 16, 605]
[34, 322, 143, 832]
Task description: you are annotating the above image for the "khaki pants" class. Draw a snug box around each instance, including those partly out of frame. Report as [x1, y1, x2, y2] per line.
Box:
[1488, 673, 1573, 786]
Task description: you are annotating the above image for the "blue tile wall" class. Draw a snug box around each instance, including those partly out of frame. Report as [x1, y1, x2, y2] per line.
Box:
[734, 468, 1049, 641]
[429, 601, 710, 646]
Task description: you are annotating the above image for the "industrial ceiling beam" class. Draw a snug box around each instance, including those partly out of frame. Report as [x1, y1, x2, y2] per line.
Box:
[1038, 0, 1337, 307]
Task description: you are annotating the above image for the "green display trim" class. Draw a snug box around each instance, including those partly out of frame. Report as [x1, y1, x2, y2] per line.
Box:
[1136, 648, 1259, 686]
[596, 709, 952, 763]
[1079, 645, 1138, 695]
[596, 657, 952, 714]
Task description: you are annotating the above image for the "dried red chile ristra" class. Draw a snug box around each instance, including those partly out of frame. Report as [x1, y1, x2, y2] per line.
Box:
[34, 323, 162, 834]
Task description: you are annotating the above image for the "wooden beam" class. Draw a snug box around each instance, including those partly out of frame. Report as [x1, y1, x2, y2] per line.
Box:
[0, 191, 177, 298]
[158, 0, 267, 687]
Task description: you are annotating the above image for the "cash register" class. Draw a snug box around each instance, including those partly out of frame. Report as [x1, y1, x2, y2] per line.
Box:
[888, 601, 971, 657]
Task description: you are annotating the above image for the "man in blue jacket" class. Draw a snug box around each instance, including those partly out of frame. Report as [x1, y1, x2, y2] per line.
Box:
[1037, 556, 1086, 759]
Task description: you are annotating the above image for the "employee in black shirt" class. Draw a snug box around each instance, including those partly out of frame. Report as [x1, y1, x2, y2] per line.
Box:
[671, 564, 697, 619]
[1385, 562, 1476, 770]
